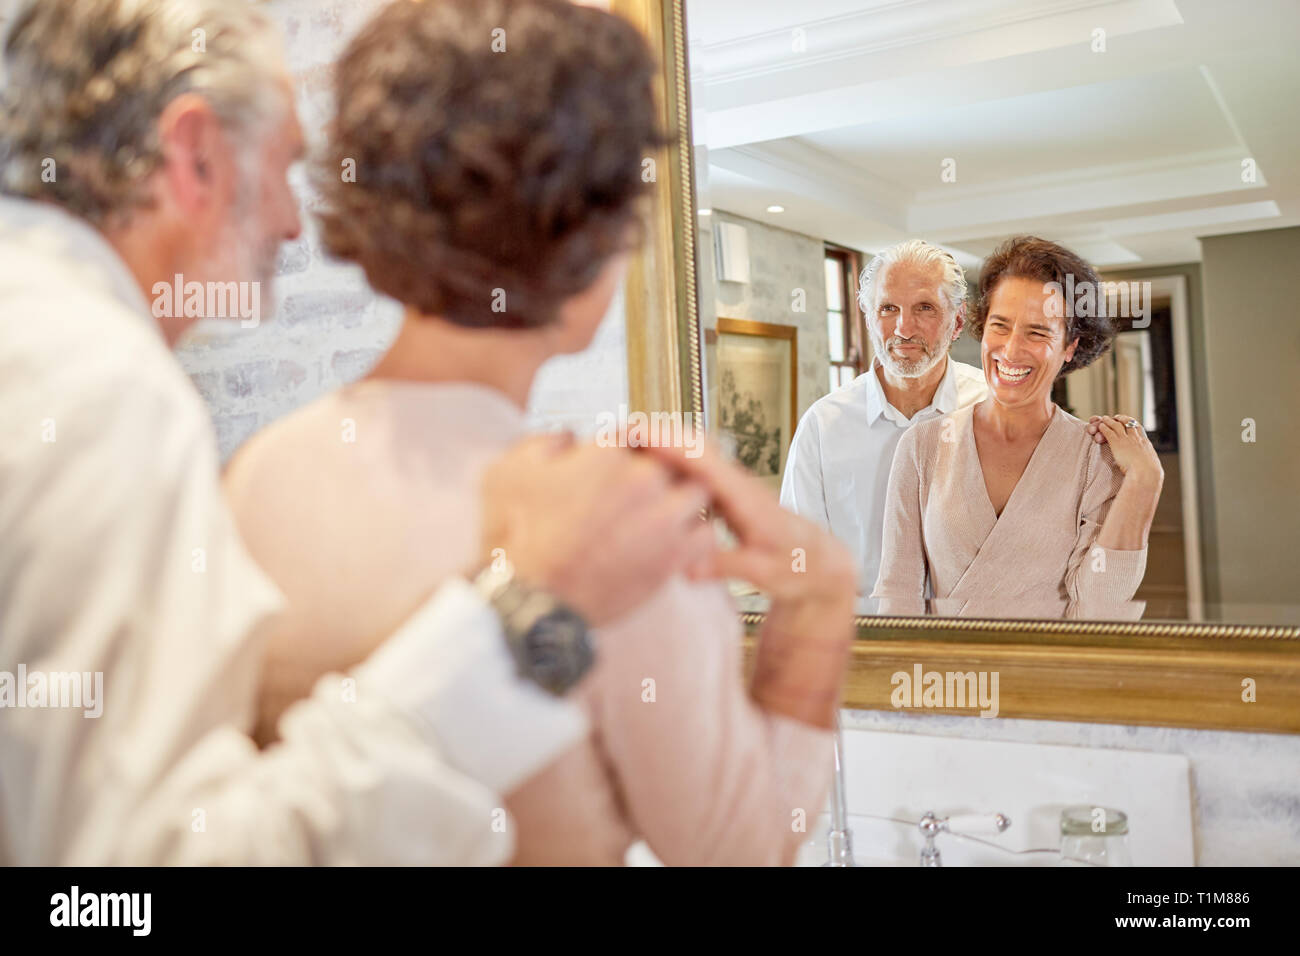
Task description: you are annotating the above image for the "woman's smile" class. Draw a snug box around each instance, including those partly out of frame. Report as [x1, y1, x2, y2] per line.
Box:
[991, 357, 1033, 387]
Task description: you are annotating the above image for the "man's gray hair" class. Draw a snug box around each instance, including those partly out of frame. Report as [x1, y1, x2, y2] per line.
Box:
[857, 238, 968, 316]
[0, 0, 286, 225]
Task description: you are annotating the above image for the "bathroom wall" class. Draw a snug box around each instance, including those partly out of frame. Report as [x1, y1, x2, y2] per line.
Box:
[842, 709, 1300, 866]
[707, 210, 832, 422]
[176, 0, 627, 461]
[1197, 226, 1300, 622]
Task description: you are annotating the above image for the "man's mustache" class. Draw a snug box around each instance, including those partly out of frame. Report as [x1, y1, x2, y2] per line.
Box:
[887, 335, 932, 355]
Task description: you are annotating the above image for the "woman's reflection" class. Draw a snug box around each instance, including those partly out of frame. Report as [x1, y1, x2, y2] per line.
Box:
[872, 236, 1164, 619]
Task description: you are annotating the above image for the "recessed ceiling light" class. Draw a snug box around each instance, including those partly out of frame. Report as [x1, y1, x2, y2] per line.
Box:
[698, 208, 712, 216]
[766, 204, 785, 213]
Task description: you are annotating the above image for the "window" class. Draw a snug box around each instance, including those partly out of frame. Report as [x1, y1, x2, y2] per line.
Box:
[824, 245, 867, 392]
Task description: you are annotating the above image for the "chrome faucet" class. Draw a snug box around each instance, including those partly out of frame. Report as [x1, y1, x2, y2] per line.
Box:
[823, 712, 856, 866]
[820, 716, 1013, 867]
[918, 810, 1012, 867]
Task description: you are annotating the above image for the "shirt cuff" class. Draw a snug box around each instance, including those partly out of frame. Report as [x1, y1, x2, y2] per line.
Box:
[354, 576, 588, 794]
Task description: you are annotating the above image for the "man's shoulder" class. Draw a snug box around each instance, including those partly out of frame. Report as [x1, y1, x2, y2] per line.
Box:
[949, 359, 988, 401]
[0, 272, 211, 474]
[803, 373, 875, 426]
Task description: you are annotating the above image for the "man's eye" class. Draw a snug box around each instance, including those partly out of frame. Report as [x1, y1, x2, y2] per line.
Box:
[880, 305, 897, 313]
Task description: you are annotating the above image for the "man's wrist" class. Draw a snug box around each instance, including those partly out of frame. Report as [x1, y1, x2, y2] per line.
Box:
[470, 559, 596, 697]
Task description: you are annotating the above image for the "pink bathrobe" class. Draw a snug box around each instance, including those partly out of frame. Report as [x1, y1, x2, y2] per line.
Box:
[224, 380, 832, 865]
[872, 402, 1147, 619]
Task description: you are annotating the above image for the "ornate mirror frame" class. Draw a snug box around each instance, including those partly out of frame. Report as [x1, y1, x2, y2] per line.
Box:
[613, 0, 1300, 734]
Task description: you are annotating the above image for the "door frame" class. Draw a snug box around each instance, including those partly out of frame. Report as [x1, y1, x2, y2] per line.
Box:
[1145, 273, 1204, 620]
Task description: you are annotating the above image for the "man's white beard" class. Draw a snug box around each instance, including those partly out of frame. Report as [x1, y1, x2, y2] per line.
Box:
[871, 316, 955, 379]
[190, 178, 279, 322]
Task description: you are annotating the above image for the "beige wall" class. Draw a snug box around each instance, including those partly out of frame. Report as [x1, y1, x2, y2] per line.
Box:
[1199, 226, 1300, 622]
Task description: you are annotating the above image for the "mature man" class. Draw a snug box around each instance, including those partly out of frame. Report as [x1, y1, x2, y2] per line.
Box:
[781, 239, 988, 606]
[0, 0, 854, 865]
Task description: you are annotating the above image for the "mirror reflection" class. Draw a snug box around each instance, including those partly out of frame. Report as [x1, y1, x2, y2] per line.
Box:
[687, 0, 1300, 623]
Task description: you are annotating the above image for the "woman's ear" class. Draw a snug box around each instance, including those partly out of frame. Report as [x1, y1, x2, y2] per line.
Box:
[1063, 336, 1079, 364]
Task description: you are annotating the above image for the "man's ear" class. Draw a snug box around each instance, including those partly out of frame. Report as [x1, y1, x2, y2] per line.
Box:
[951, 303, 966, 340]
[156, 94, 230, 218]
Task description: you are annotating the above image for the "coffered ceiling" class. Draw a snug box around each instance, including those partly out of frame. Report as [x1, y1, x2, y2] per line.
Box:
[687, 0, 1300, 267]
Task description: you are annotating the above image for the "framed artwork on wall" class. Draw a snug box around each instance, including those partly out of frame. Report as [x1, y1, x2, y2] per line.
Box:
[714, 317, 797, 491]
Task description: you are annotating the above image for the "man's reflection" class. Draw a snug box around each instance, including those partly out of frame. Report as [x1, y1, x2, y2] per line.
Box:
[780, 239, 986, 608]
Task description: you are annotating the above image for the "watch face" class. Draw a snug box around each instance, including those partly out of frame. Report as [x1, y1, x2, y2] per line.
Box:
[522, 608, 593, 695]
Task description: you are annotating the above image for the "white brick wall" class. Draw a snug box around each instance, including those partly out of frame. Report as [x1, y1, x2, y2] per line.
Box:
[176, 0, 628, 460]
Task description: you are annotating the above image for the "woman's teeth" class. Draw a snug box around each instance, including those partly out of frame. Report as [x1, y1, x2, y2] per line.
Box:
[996, 361, 1031, 382]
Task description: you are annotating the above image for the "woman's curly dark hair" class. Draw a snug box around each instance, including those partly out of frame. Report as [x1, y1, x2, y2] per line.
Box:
[970, 236, 1115, 375]
[316, 0, 671, 329]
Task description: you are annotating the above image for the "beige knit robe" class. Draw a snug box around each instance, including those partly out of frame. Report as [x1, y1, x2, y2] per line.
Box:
[223, 380, 833, 866]
[872, 402, 1147, 619]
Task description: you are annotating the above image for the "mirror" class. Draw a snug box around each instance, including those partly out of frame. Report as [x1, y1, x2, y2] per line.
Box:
[682, 0, 1300, 627]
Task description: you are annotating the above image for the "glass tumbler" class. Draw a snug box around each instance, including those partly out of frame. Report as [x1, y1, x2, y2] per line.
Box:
[1058, 805, 1133, 866]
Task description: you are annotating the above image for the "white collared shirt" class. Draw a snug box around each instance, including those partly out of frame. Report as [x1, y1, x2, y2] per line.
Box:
[779, 357, 988, 610]
[0, 196, 585, 864]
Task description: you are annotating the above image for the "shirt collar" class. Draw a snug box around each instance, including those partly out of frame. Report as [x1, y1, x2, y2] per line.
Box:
[862, 354, 964, 425]
[0, 195, 157, 336]
[930, 355, 964, 414]
[861, 360, 890, 425]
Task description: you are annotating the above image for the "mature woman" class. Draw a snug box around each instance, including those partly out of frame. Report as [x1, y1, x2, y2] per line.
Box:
[872, 236, 1164, 619]
[223, 0, 845, 865]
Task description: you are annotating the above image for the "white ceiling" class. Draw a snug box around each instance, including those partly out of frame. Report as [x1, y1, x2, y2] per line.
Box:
[687, 0, 1300, 267]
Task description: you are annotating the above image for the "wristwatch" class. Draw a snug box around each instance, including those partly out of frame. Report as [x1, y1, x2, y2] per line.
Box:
[471, 558, 595, 696]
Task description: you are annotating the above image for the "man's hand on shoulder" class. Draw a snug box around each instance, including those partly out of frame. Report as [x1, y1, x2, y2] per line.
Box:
[479, 433, 714, 627]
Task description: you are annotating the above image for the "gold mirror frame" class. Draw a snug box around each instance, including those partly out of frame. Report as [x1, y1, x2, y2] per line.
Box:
[615, 0, 1300, 734]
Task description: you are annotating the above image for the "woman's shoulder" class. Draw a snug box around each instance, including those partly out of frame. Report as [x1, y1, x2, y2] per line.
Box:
[1049, 406, 1125, 482]
[1050, 405, 1096, 451]
[226, 391, 351, 490]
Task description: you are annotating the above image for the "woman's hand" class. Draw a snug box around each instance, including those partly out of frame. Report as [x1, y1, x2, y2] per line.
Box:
[480, 433, 713, 626]
[1090, 415, 1165, 552]
[641, 436, 856, 730]
[1087, 415, 1164, 486]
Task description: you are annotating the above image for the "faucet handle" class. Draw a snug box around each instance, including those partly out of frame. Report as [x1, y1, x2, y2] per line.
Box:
[918, 811, 1012, 867]
[945, 812, 1012, 836]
